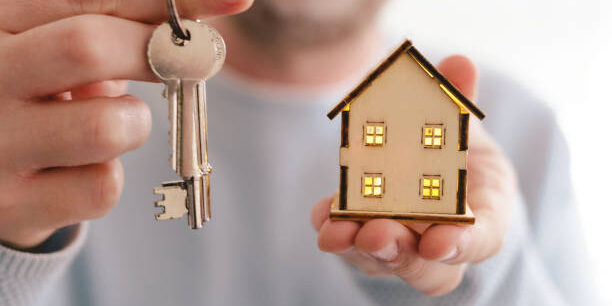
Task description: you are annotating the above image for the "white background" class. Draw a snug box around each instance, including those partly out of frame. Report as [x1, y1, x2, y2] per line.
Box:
[382, 0, 611, 303]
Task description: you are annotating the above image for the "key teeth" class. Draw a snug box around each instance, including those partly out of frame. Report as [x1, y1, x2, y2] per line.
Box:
[153, 184, 188, 221]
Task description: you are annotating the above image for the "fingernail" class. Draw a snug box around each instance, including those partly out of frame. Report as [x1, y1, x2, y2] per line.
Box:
[439, 247, 459, 262]
[440, 231, 469, 263]
[120, 99, 151, 150]
[369, 243, 398, 262]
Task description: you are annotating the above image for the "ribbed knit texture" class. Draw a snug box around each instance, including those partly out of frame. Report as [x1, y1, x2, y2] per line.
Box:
[0, 224, 87, 306]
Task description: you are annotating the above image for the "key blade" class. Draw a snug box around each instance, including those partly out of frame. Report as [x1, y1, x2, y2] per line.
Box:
[185, 176, 211, 229]
[195, 81, 211, 172]
[153, 181, 188, 220]
[177, 80, 201, 178]
[176, 80, 213, 176]
[165, 80, 180, 173]
[179, 80, 212, 230]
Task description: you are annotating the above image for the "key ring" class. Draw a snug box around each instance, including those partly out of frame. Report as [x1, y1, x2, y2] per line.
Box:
[166, 0, 191, 42]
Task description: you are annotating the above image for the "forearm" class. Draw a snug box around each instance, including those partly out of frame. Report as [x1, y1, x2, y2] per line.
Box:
[0, 224, 87, 306]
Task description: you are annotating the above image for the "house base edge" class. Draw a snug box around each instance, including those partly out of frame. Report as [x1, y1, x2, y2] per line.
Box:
[329, 193, 475, 225]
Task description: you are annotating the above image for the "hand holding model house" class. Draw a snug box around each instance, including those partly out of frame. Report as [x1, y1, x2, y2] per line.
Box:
[312, 44, 517, 296]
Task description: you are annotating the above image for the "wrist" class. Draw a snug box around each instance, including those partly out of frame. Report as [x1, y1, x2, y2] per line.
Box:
[1, 226, 76, 253]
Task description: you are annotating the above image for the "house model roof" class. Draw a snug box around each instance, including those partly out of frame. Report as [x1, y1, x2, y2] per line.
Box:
[327, 40, 485, 120]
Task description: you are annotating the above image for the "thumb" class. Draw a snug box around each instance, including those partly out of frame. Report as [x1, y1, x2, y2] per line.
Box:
[437, 55, 478, 101]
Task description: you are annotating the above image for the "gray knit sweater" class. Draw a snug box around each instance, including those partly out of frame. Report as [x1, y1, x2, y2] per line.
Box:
[0, 65, 595, 305]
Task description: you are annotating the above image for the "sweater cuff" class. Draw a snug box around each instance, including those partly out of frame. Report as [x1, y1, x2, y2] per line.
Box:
[0, 223, 88, 279]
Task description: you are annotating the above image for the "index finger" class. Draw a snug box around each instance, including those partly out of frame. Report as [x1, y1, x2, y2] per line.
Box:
[0, 0, 252, 33]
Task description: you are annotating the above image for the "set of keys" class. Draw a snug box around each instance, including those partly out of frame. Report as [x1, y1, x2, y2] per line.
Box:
[147, 15, 226, 229]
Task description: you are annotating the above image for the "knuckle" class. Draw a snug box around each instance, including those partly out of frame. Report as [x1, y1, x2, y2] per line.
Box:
[60, 15, 108, 70]
[0, 184, 14, 211]
[394, 258, 428, 282]
[0, 170, 35, 210]
[88, 160, 123, 218]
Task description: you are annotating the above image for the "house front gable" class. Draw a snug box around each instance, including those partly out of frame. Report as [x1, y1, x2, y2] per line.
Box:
[339, 48, 468, 215]
[328, 40, 484, 121]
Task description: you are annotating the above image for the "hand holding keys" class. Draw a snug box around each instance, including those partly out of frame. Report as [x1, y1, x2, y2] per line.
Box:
[148, 19, 225, 229]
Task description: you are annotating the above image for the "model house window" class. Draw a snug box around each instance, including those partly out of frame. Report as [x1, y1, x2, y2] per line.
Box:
[422, 125, 444, 149]
[421, 175, 442, 200]
[363, 174, 384, 197]
[364, 122, 385, 146]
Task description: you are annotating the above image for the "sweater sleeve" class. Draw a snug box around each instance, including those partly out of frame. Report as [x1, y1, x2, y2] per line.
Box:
[0, 223, 88, 306]
[345, 71, 597, 306]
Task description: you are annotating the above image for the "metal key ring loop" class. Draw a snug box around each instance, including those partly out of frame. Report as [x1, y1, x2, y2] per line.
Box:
[166, 0, 191, 41]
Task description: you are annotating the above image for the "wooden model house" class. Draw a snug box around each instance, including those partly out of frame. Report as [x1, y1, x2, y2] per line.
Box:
[327, 40, 485, 225]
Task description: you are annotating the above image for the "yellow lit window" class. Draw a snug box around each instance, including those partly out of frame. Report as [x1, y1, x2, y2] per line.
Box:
[365, 122, 385, 146]
[423, 125, 444, 149]
[421, 175, 442, 200]
[363, 174, 384, 197]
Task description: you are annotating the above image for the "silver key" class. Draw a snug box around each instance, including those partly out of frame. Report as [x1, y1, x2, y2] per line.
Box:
[148, 19, 226, 229]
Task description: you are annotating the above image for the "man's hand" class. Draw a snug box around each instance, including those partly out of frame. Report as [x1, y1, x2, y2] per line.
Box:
[0, 0, 252, 249]
[311, 56, 518, 296]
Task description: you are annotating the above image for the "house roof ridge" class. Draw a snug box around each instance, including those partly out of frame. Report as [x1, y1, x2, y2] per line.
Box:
[326, 39, 485, 120]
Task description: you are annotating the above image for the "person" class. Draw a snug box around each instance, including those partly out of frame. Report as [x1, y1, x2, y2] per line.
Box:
[0, 0, 594, 305]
